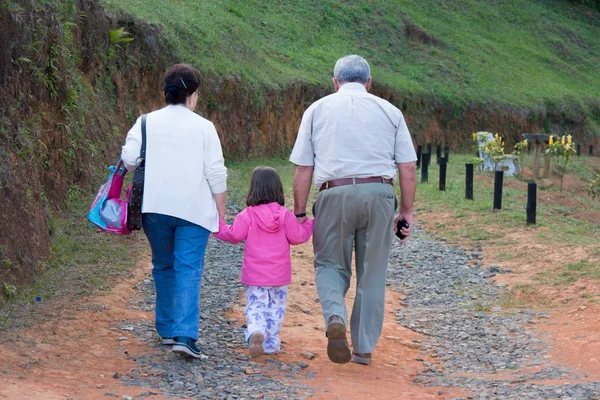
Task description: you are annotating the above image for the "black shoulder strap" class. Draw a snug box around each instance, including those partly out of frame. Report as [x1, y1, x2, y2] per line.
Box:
[140, 115, 147, 160]
[128, 114, 147, 231]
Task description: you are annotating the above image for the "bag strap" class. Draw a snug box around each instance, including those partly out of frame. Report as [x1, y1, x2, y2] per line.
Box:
[140, 115, 147, 160]
[127, 114, 147, 231]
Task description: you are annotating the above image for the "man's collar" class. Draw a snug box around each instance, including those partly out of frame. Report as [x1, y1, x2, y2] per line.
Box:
[337, 82, 368, 93]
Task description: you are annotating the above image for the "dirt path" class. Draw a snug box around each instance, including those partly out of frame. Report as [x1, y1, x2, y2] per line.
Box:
[0, 256, 168, 400]
[0, 243, 461, 399]
[1, 237, 599, 399]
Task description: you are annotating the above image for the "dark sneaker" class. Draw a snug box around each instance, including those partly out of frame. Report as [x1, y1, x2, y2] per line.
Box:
[172, 336, 203, 359]
[351, 352, 373, 365]
[326, 315, 351, 364]
[248, 331, 265, 358]
[161, 337, 175, 345]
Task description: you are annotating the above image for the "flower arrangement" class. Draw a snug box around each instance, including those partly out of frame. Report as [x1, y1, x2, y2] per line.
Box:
[546, 135, 576, 192]
[473, 132, 506, 171]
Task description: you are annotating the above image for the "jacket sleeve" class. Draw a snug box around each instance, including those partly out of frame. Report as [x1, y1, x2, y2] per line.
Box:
[284, 212, 314, 245]
[204, 122, 227, 194]
[213, 211, 250, 244]
[121, 117, 142, 172]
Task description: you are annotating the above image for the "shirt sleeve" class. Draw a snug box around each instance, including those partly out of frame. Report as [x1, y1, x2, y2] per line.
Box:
[289, 105, 315, 166]
[394, 114, 417, 164]
[204, 122, 227, 194]
[213, 211, 249, 244]
[284, 212, 314, 245]
[121, 117, 142, 172]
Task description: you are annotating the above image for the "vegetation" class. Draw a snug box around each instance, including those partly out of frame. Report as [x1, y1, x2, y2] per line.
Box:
[100, 0, 600, 111]
[546, 134, 577, 191]
[0, 187, 143, 328]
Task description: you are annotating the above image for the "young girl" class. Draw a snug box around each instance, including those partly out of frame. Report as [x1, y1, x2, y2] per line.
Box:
[214, 166, 314, 357]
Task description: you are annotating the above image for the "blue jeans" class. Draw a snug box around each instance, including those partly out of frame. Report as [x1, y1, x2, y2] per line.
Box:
[142, 213, 210, 340]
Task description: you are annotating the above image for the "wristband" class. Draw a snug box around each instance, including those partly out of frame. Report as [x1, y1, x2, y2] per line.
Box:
[294, 212, 307, 218]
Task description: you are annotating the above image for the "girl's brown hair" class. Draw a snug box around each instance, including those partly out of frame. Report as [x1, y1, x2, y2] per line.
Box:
[246, 166, 285, 207]
[162, 63, 201, 105]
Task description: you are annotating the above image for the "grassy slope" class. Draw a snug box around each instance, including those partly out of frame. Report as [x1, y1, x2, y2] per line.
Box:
[100, 0, 600, 107]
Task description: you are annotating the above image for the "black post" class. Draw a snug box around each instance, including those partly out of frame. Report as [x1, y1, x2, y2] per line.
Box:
[439, 157, 447, 191]
[444, 146, 450, 163]
[466, 163, 474, 200]
[426, 144, 432, 168]
[527, 182, 537, 225]
[436, 145, 442, 164]
[416, 144, 422, 169]
[590, 145, 594, 156]
[493, 171, 504, 210]
[421, 153, 430, 183]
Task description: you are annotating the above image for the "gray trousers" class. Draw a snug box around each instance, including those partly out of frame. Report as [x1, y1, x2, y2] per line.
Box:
[313, 182, 395, 354]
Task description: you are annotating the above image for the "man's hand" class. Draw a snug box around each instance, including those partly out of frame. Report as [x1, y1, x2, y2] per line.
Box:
[394, 212, 413, 244]
[395, 161, 416, 244]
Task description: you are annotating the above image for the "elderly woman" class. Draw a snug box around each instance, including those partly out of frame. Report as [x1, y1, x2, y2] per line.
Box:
[122, 63, 227, 359]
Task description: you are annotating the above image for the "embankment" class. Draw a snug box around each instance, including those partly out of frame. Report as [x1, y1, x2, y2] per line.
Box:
[0, 0, 597, 299]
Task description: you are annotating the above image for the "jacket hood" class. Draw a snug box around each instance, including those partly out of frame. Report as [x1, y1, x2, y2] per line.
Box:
[247, 203, 287, 233]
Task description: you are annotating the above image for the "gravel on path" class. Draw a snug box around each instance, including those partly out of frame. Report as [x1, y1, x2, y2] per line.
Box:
[389, 229, 600, 400]
[117, 233, 314, 399]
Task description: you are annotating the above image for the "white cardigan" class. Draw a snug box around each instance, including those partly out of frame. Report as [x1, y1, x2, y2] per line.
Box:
[121, 105, 227, 232]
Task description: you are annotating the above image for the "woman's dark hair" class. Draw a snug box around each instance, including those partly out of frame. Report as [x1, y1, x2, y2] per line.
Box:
[162, 63, 201, 105]
[246, 166, 285, 207]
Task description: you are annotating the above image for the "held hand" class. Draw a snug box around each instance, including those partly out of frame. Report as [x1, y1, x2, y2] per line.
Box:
[394, 212, 413, 244]
[296, 216, 309, 224]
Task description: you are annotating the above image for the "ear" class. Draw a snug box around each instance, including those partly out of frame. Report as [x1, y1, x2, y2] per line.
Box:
[365, 77, 372, 91]
[333, 78, 341, 92]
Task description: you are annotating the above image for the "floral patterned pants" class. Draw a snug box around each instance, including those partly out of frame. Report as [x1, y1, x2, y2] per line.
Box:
[244, 285, 288, 354]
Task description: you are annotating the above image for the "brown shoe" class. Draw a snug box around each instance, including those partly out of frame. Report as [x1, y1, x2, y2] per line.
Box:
[248, 331, 264, 358]
[326, 315, 351, 364]
[351, 352, 372, 365]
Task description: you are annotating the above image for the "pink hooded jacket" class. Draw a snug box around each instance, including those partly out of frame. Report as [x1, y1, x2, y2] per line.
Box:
[214, 202, 314, 287]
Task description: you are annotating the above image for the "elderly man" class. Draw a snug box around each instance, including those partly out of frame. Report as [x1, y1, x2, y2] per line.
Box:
[290, 55, 417, 365]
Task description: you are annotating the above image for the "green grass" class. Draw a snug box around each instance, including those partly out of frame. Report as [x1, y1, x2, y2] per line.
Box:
[413, 152, 600, 245]
[0, 189, 145, 330]
[536, 259, 600, 285]
[99, 0, 600, 109]
[225, 153, 600, 247]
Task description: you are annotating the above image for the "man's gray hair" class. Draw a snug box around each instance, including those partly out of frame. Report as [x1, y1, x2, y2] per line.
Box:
[333, 55, 370, 84]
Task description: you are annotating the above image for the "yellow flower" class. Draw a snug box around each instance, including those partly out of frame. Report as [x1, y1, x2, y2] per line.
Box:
[561, 136, 565, 145]
[549, 136, 553, 145]
[495, 133, 499, 140]
[567, 135, 572, 144]
[524, 139, 528, 144]
[473, 132, 476, 141]
[566, 143, 571, 150]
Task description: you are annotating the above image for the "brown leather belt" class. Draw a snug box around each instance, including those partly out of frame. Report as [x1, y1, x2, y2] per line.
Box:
[319, 177, 393, 192]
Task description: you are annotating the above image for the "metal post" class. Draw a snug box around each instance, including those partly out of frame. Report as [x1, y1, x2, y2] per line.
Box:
[439, 157, 447, 191]
[416, 144, 422, 169]
[436, 145, 442, 164]
[590, 145, 594, 156]
[527, 182, 537, 225]
[444, 146, 450, 163]
[421, 153, 429, 183]
[493, 171, 504, 210]
[466, 163, 474, 200]
[577, 144, 581, 157]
